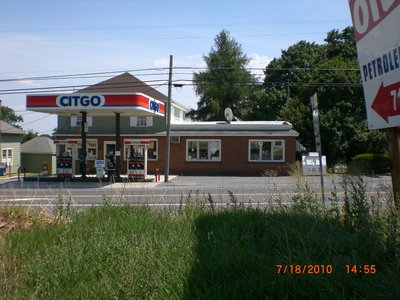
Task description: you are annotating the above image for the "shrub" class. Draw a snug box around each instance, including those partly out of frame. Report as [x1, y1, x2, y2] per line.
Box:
[349, 153, 390, 175]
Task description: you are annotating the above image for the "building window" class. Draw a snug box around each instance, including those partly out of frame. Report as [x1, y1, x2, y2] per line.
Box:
[249, 140, 284, 162]
[71, 115, 93, 127]
[65, 139, 97, 160]
[65, 142, 78, 158]
[2, 148, 13, 165]
[87, 140, 97, 160]
[186, 140, 221, 161]
[130, 116, 153, 127]
[124, 139, 158, 161]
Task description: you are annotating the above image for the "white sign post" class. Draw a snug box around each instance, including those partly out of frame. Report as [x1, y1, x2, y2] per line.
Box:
[349, 0, 400, 208]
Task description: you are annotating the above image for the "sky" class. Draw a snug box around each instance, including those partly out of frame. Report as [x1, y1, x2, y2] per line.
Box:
[0, 0, 353, 134]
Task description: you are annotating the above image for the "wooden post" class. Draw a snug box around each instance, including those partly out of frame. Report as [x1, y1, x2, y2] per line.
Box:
[0, 99, 2, 168]
[310, 93, 325, 203]
[386, 127, 400, 209]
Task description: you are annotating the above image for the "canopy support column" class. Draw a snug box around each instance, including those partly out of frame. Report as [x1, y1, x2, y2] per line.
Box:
[115, 112, 121, 178]
[80, 111, 87, 178]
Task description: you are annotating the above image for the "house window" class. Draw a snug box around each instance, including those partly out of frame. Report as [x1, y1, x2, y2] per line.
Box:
[249, 140, 284, 162]
[71, 116, 93, 127]
[130, 116, 153, 127]
[186, 140, 221, 161]
[124, 139, 158, 161]
[2, 148, 13, 165]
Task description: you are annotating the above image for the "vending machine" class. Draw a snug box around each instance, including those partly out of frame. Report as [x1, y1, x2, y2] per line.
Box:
[54, 140, 77, 178]
[125, 140, 149, 180]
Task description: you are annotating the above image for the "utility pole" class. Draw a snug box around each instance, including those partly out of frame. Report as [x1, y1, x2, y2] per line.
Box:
[164, 55, 173, 182]
[386, 128, 400, 209]
[0, 99, 2, 166]
[310, 93, 325, 203]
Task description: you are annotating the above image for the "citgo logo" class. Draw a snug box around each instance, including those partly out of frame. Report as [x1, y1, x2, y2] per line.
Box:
[56, 94, 105, 108]
[149, 99, 160, 112]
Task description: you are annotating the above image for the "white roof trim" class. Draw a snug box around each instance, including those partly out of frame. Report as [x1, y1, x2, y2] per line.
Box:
[171, 121, 294, 132]
[55, 130, 299, 137]
[169, 131, 299, 137]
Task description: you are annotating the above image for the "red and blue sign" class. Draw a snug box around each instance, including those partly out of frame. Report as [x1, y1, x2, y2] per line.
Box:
[27, 93, 165, 116]
[349, 0, 400, 129]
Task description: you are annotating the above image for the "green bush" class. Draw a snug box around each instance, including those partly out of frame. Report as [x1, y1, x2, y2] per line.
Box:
[349, 153, 390, 175]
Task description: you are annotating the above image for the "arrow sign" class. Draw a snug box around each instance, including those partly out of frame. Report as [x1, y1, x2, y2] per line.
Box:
[371, 81, 400, 122]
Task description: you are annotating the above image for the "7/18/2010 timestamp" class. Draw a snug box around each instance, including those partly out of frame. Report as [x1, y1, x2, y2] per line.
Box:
[276, 264, 377, 275]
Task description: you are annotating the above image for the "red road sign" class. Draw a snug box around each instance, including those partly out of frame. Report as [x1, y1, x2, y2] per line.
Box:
[371, 81, 400, 122]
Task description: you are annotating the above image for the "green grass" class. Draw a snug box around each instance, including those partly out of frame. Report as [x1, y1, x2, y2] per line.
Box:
[1, 177, 400, 299]
[2, 206, 196, 299]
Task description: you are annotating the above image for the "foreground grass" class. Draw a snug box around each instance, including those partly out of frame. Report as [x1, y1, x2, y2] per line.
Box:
[2, 206, 196, 299]
[1, 176, 400, 299]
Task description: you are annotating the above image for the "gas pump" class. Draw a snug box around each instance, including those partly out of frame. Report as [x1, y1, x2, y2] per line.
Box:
[54, 140, 77, 177]
[125, 140, 149, 181]
[105, 151, 116, 178]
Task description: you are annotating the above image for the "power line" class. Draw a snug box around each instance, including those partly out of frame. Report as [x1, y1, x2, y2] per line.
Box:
[0, 114, 53, 133]
[20, 114, 52, 126]
[0, 66, 359, 84]
[0, 66, 362, 96]
[0, 81, 362, 96]
[0, 68, 171, 83]
[0, 80, 169, 95]
[0, 19, 350, 34]
[0, 32, 333, 44]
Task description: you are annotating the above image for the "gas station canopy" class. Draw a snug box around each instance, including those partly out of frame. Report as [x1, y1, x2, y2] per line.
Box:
[26, 93, 165, 116]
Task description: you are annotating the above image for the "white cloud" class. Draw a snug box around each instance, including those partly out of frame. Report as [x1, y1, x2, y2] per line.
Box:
[183, 54, 205, 68]
[17, 78, 40, 87]
[10, 105, 25, 112]
[153, 54, 206, 69]
[153, 58, 170, 68]
[248, 53, 272, 80]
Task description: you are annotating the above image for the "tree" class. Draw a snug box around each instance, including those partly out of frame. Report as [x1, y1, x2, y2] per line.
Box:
[21, 129, 39, 144]
[261, 27, 386, 165]
[188, 30, 256, 121]
[1, 106, 23, 129]
[0, 105, 42, 144]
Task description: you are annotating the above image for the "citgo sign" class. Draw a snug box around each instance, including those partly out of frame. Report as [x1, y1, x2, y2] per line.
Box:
[149, 99, 160, 113]
[27, 93, 165, 116]
[56, 94, 105, 108]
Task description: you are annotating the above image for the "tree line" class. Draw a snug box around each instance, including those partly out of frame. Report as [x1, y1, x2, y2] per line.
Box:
[0, 106, 47, 143]
[188, 28, 386, 166]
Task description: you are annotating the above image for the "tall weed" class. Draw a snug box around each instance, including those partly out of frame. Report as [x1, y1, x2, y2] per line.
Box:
[291, 177, 323, 216]
[341, 176, 370, 231]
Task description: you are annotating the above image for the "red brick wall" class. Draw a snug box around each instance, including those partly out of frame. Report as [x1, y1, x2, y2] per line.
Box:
[166, 136, 296, 176]
[56, 135, 297, 176]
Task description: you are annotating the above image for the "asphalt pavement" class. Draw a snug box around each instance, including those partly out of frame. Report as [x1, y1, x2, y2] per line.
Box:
[0, 175, 393, 209]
